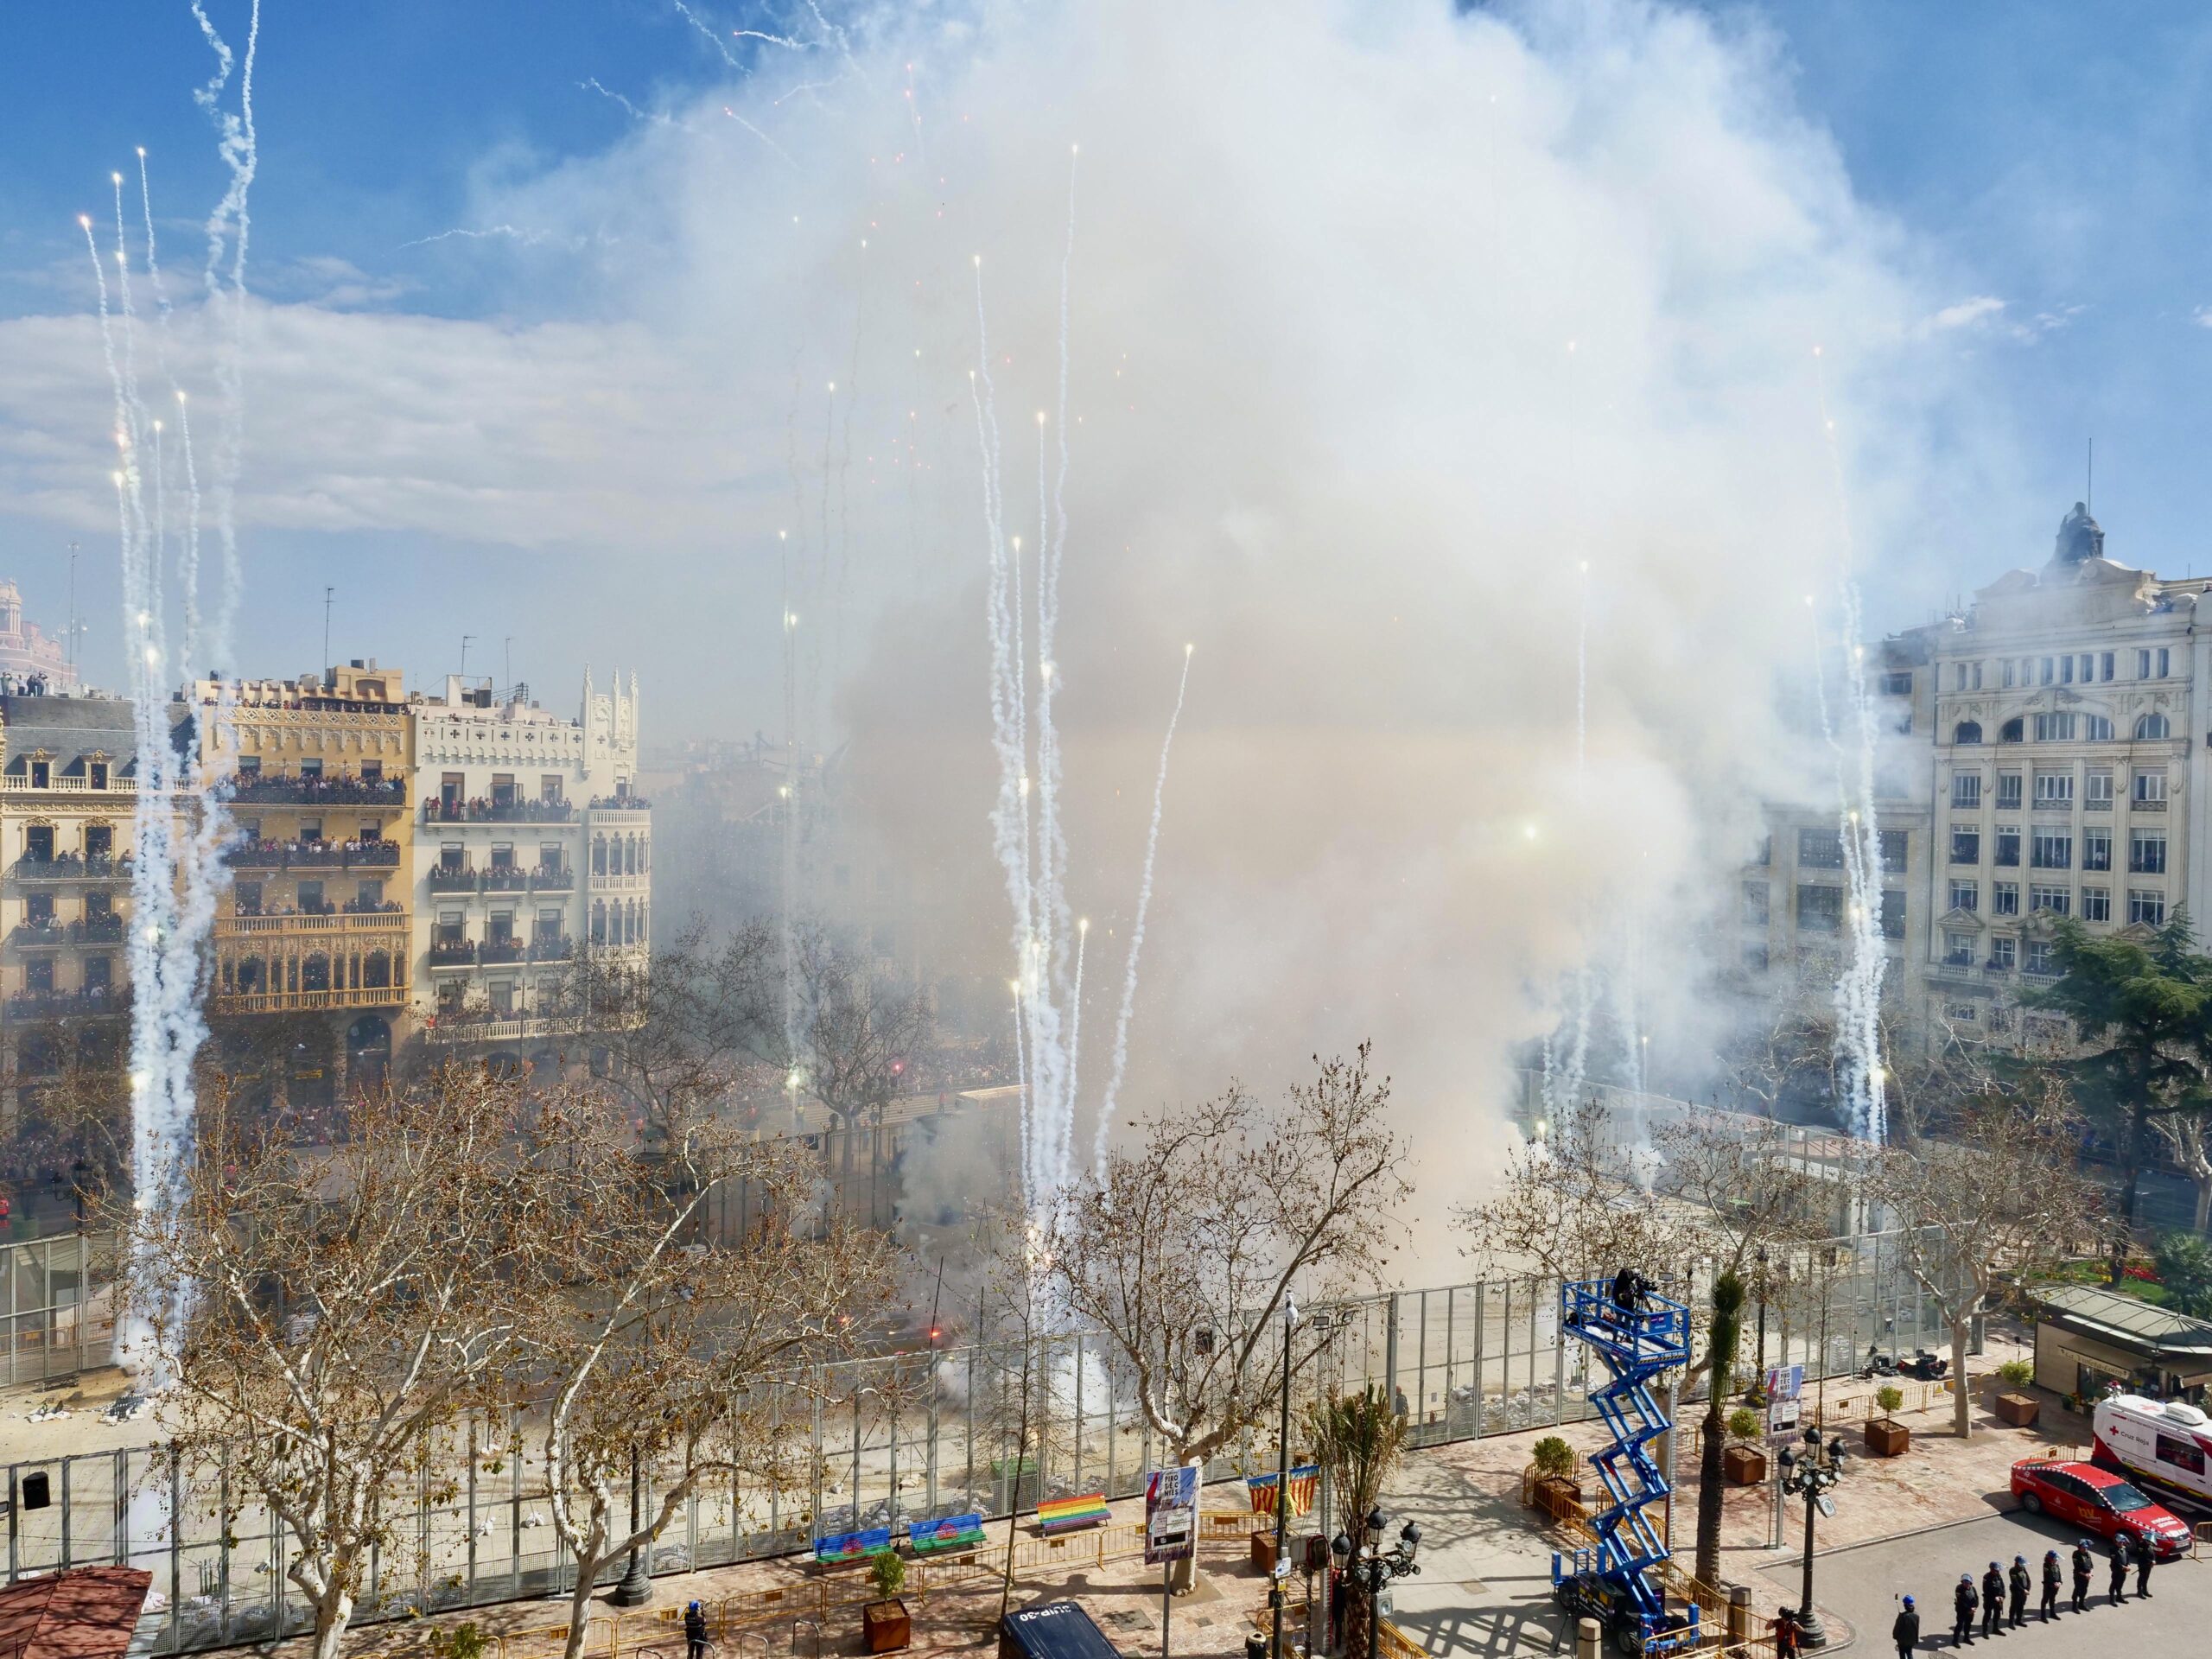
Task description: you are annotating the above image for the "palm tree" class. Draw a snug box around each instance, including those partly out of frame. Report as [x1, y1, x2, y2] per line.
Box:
[1308, 1387, 1403, 1659]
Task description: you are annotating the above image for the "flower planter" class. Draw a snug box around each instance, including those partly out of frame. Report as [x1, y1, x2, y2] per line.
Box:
[1994, 1391, 2041, 1428]
[1865, 1419, 1910, 1458]
[1723, 1443, 1769, 1486]
[864, 1599, 912, 1654]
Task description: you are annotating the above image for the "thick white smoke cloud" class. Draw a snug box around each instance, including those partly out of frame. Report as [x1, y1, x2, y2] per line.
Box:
[7, 0, 2024, 1257]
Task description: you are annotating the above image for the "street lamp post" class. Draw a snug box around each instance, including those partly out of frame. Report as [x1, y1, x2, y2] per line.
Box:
[1331, 1510, 1421, 1659]
[1753, 1245, 1770, 1393]
[1269, 1295, 1297, 1659]
[1776, 1425, 1847, 1648]
[610, 1444, 652, 1605]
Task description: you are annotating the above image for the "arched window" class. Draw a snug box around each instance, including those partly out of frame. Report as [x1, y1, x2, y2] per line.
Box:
[2082, 714, 2113, 741]
[624, 835, 638, 874]
[2135, 712, 2171, 740]
[237, 957, 264, 994]
[363, 950, 391, 988]
[1999, 717, 2024, 743]
[591, 899, 606, 944]
[1954, 721, 1983, 746]
[592, 835, 607, 875]
[302, 953, 332, 993]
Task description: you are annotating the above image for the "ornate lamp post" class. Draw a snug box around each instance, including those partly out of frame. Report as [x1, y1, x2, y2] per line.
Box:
[1777, 1425, 1847, 1647]
[1331, 1510, 1421, 1659]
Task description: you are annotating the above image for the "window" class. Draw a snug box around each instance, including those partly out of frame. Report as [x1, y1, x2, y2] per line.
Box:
[83, 957, 111, 993]
[441, 772, 464, 811]
[489, 842, 516, 870]
[2040, 657, 2056, 686]
[361, 760, 383, 783]
[1796, 829, 1844, 869]
[85, 891, 112, 920]
[2031, 884, 2070, 916]
[1878, 829, 1909, 867]
[1950, 829, 1981, 865]
[1953, 721, 1983, 746]
[1879, 890, 1905, 939]
[2034, 772, 2073, 806]
[1796, 885, 1843, 932]
[2131, 830, 2167, 874]
[2131, 889, 2168, 927]
[2026, 938, 2057, 976]
[540, 774, 563, 804]
[1996, 774, 2024, 810]
[237, 753, 261, 777]
[491, 979, 515, 1015]
[22, 959, 53, 995]
[1993, 881, 2020, 916]
[489, 910, 515, 944]
[23, 824, 53, 862]
[539, 841, 563, 872]
[85, 824, 112, 859]
[2083, 829, 2113, 872]
[1943, 930, 1975, 966]
[1741, 882, 1770, 926]
[1948, 879, 1979, 912]
[1952, 774, 1982, 808]
[2003, 660, 2017, 689]
[2062, 655, 2075, 685]
[89, 760, 108, 790]
[491, 773, 518, 807]
[2134, 768, 2168, 805]
[2083, 715, 2113, 741]
[2034, 712, 2075, 741]
[28, 760, 48, 789]
[233, 880, 262, 915]
[2031, 831, 2072, 869]
[1947, 1001, 1980, 1022]
[439, 842, 464, 871]
[357, 822, 380, 843]
[2087, 769, 2114, 808]
[437, 911, 464, 945]
[1954, 664, 1968, 692]
[2139, 647, 2171, 680]
[1994, 828, 2021, 868]
[2155, 1434, 2208, 1478]
[2139, 649, 2152, 678]
[2135, 713, 2171, 740]
[25, 893, 54, 926]
[2080, 653, 2095, 683]
[1751, 835, 1771, 867]
[2083, 887, 2111, 923]
[355, 880, 383, 908]
[1882, 671, 1912, 696]
[1999, 717, 2024, 743]
[535, 906, 563, 941]
[296, 879, 325, 912]
[298, 820, 322, 843]
[1990, 935, 2017, 969]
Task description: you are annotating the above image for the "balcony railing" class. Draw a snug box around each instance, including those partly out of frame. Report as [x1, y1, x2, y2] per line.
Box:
[2133, 798, 2169, 812]
[222, 841, 397, 872]
[530, 867, 573, 892]
[527, 936, 574, 963]
[9, 918, 126, 947]
[481, 868, 529, 893]
[423, 800, 575, 824]
[5, 988, 129, 1020]
[480, 940, 524, 964]
[587, 796, 651, 813]
[209, 985, 408, 1016]
[1984, 961, 2014, 977]
[429, 867, 477, 893]
[429, 941, 478, 968]
[423, 1013, 568, 1046]
[223, 774, 409, 808]
[217, 910, 407, 938]
[9, 855, 130, 882]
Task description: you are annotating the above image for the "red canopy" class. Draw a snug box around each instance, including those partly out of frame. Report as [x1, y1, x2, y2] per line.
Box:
[0, 1569, 153, 1659]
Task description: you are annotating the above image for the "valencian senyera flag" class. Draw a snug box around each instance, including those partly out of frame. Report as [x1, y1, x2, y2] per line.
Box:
[1247, 1465, 1319, 1517]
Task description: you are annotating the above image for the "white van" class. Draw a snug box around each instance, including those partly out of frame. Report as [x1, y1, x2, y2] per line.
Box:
[2092, 1394, 2212, 1510]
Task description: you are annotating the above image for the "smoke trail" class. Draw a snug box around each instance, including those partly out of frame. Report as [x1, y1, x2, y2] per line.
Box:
[1095, 645, 1193, 1161]
[1812, 346, 1886, 1145]
[136, 151, 205, 673]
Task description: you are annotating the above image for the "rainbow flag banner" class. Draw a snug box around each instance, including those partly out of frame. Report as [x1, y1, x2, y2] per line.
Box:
[812, 1526, 893, 1565]
[1037, 1492, 1112, 1535]
[910, 1514, 988, 1554]
[1246, 1465, 1319, 1518]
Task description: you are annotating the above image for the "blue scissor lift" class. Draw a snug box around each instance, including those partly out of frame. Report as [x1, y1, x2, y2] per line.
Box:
[1549, 1279, 1701, 1656]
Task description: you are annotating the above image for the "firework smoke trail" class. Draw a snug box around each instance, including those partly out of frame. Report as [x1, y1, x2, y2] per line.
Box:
[191, 0, 257, 659]
[1549, 559, 1596, 1126]
[1812, 346, 1887, 1145]
[1095, 645, 1193, 1163]
[136, 150, 206, 673]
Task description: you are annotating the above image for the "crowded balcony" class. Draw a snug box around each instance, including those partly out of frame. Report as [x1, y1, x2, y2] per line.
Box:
[8, 853, 131, 882]
[221, 772, 409, 808]
[480, 866, 529, 893]
[429, 864, 478, 893]
[5, 986, 129, 1020]
[429, 940, 479, 968]
[423, 797, 575, 824]
[221, 837, 397, 872]
[526, 935, 574, 963]
[530, 864, 573, 892]
[8, 916, 126, 947]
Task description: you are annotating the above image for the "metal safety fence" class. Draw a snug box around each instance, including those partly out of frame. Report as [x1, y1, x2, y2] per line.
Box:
[0, 1225, 1970, 1656]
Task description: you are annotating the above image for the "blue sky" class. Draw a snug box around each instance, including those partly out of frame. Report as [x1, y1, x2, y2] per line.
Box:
[4, 1, 2212, 731]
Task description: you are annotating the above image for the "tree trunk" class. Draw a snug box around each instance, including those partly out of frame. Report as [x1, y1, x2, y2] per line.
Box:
[2111, 1105, 2147, 1285]
[1694, 1390, 1726, 1586]
[2195, 1172, 2211, 1235]
[562, 1551, 607, 1659]
[1950, 1319, 1973, 1441]
[308, 1585, 355, 1659]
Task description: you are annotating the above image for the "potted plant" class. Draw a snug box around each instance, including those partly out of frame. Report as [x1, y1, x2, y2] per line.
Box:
[1525, 1435, 1582, 1511]
[1722, 1408, 1769, 1485]
[1992, 1359, 2040, 1427]
[1866, 1385, 1910, 1457]
[862, 1550, 911, 1653]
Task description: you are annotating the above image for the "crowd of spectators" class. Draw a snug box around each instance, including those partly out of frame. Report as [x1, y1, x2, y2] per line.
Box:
[423, 796, 576, 823]
[220, 770, 408, 805]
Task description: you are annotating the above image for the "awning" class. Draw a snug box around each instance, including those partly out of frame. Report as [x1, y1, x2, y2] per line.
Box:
[1000, 1601, 1125, 1659]
[2033, 1285, 2212, 1361]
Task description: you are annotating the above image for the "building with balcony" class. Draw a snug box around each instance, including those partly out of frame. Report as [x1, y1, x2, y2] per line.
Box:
[409, 667, 645, 1071]
[193, 660, 415, 1096]
[1733, 502, 2208, 1052]
[0, 580, 78, 693]
[0, 688, 135, 1110]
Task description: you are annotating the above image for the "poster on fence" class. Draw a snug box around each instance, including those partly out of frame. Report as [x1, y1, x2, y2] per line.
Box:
[1144, 1465, 1199, 1565]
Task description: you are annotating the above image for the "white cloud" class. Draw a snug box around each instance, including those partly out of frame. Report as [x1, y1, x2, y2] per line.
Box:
[1929, 295, 2008, 331]
[1923, 293, 2082, 342]
[2194, 305, 2212, 328]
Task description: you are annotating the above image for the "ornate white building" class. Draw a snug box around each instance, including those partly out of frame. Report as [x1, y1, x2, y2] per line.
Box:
[409, 668, 648, 1069]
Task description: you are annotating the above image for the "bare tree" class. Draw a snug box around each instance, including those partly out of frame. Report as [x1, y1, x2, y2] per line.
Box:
[518, 1098, 899, 1659]
[1861, 1080, 2107, 1440]
[2150, 1109, 2212, 1234]
[1713, 994, 1834, 1120]
[1046, 1046, 1408, 1478]
[1457, 1095, 1691, 1282]
[134, 1069, 568, 1659]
